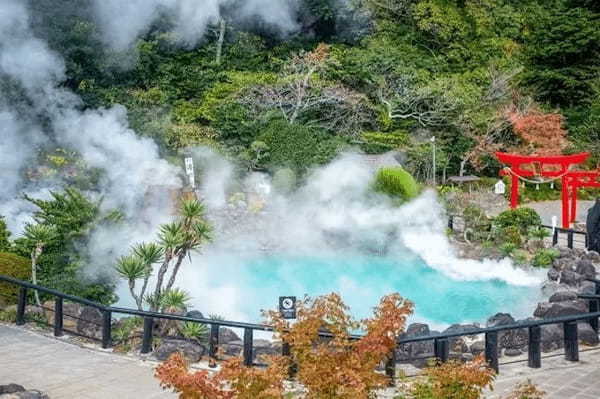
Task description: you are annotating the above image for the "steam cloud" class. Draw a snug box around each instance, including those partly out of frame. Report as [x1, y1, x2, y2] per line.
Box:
[93, 0, 300, 52]
[0, 0, 181, 276]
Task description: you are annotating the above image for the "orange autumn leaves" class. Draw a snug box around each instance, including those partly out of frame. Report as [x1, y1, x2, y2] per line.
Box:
[156, 293, 414, 399]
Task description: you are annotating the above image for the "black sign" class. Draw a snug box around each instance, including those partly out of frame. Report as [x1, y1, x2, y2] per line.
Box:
[279, 296, 296, 319]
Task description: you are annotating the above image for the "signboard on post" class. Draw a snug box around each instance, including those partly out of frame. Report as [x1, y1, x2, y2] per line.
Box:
[494, 180, 506, 195]
[184, 157, 196, 188]
[279, 296, 296, 319]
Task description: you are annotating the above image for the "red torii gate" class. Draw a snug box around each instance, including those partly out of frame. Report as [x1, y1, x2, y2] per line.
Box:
[495, 152, 600, 228]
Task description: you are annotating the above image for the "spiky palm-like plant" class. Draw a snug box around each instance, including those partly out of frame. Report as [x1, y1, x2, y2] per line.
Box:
[116, 242, 163, 310]
[115, 198, 212, 312]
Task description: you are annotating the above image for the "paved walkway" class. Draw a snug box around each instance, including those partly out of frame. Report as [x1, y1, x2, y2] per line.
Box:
[0, 324, 175, 399]
[3, 323, 600, 398]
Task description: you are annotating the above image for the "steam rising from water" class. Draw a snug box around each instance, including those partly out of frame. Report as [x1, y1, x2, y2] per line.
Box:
[1, 0, 542, 325]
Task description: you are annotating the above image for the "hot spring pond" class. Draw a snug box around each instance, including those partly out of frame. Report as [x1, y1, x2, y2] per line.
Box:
[174, 253, 542, 328]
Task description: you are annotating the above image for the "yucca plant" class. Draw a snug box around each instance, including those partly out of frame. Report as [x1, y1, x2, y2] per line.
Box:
[115, 198, 212, 312]
[160, 288, 192, 313]
[181, 321, 209, 343]
[115, 242, 163, 310]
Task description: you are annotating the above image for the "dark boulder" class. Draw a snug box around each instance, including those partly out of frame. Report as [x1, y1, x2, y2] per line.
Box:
[186, 310, 205, 319]
[486, 313, 527, 350]
[470, 340, 485, 355]
[219, 327, 241, 344]
[155, 338, 205, 362]
[443, 324, 479, 353]
[578, 322, 599, 346]
[580, 281, 596, 295]
[76, 306, 103, 340]
[576, 259, 596, 279]
[584, 251, 600, 263]
[586, 199, 600, 253]
[549, 291, 578, 303]
[560, 270, 583, 287]
[541, 324, 564, 352]
[0, 385, 25, 394]
[504, 348, 522, 357]
[547, 269, 560, 281]
[397, 323, 434, 364]
[534, 300, 587, 318]
[221, 340, 243, 357]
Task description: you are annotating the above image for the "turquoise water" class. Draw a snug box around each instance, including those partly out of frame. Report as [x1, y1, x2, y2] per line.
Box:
[216, 253, 539, 327]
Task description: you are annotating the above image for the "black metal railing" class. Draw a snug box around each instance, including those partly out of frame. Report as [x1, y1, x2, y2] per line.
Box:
[2, 274, 600, 379]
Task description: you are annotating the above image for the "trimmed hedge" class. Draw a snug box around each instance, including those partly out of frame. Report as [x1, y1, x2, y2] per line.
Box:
[0, 252, 30, 306]
[373, 167, 419, 202]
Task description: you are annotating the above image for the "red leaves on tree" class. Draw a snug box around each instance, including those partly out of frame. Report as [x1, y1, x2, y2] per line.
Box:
[506, 107, 568, 156]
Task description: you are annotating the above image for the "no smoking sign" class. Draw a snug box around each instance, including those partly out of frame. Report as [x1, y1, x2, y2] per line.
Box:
[279, 296, 296, 319]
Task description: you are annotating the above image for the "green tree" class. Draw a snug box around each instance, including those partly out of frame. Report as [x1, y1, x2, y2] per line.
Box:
[0, 217, 11, 252]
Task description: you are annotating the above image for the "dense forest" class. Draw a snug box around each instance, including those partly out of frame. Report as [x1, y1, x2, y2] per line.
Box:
[25, 0, 600, 180]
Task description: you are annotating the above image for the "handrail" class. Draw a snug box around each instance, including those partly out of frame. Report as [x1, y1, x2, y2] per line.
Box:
[2, 273, 600, 376]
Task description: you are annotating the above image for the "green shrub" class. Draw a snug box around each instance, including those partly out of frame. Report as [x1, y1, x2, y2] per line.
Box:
[373, 167, 420, 202]
[499, 226, 523, 247]
[181, 321, 209, 344]
[0, 216, 10, 252]
[359, 130, 409, 154]
[257, 119, 345, 173]
[500, 242, 517, 257]
[0, 252, 30, 305]
[493, 208, 542, 235]
[532, 249, 559, 268]
[511, 250, 530, 265]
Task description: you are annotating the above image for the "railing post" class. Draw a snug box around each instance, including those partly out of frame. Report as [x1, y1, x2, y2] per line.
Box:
[564, 322, 579, 361]
[568, 231, 574, 249]
[434, 338, 449, 363]
[54, 297, 63, 337]
[589, 300, 599, 333]
[448, 216, 454, 231]
[282, 341, 297, 377]
[102, 310, 112, 349]
[527, 326, 541, 368]
[209, 324, 219, 367]
[485, 331, 499, 373]
[243, 328, 253, 367]
[141, 317, 153, 354]
[552, 229, 558, 246]
[16, 287, 27, 326]
[585, 232, 589, 249]
[385, 344, 396, 385]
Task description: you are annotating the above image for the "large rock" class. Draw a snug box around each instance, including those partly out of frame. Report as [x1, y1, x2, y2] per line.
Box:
[186, 310, 204, 320]
[586, 199, 600, 252]
[578, 322, 600, 346]
[221, 340, 243, 357]
[547, 269, 560, 281]
[442, 324, 479, 353]
[541, 324, 564, 352]
[219, 327, 241, 344]
[397, 323, 434, 364]
[560, 270, 583, 287]
[534, 300, 587, 318]
[0, 385, 25, 394]
[43, 300, 81, 330]
[486, 313, 527, 350]
[469, 340, 485, 355]
[584, 251, 600, 263]
[76, 306, 103, 340]
[579, 281, 596, 295]
[154, 338, 205, 362]
[549, 291, 578, 303]
[253, 339, 280, 362]
[576, 259, 596, 279]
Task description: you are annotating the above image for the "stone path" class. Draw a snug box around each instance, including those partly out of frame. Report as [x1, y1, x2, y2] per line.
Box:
[3, 323, 600, 398]
[487, 349, 600, 399]
[0, 324, 175, 399]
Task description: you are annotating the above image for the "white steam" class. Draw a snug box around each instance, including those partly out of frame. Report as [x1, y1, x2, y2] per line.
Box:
[93, 0, 299, 52]
[0, 0, 181, 277]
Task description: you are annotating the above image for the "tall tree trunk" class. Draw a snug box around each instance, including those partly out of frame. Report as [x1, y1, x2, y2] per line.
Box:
[152, 253, 173, 312]
[31, 245, 42, 308]
[215, 18, 226, 65]
[165, 251, 187, 293]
